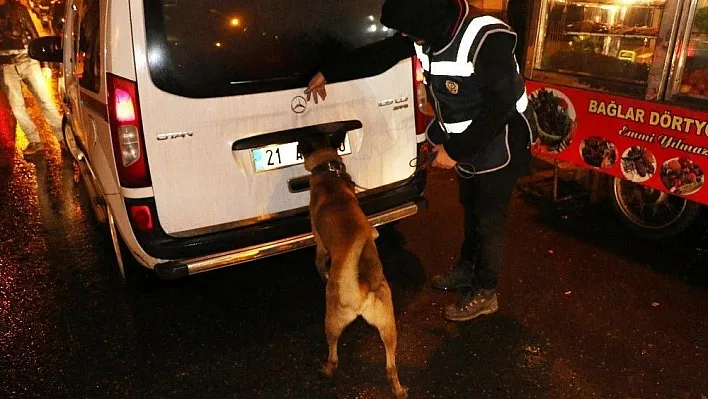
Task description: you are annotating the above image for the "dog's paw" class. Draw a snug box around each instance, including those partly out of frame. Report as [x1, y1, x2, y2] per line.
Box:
[316, 268, 329, 282]
[393, 386, 409, 399]
[317, 258, 331, 282]
[320, 361, 338, 377]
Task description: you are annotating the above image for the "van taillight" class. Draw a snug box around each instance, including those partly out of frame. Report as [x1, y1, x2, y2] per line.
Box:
[412, 56, 434, 134]
[115, 88, 136, 122]
[129, 205, 154, 231]
[106, 73, 151, 188]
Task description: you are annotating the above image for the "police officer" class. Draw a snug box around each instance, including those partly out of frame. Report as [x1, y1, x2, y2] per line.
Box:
[305, 0, 535, 322]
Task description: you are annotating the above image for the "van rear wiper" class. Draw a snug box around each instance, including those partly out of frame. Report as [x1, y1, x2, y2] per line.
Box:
[229, 74, 303, 86]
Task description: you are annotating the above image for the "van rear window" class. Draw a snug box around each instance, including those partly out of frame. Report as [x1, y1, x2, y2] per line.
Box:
[143, 0, 394, 98]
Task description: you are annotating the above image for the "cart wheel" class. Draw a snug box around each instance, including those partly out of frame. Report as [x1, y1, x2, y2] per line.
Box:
[611, 177, 701, 240]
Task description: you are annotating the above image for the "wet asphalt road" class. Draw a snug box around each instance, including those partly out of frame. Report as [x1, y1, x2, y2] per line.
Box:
[1, 85, 708, 399]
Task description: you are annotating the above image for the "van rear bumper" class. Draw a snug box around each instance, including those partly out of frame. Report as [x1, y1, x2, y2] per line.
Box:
[154, 198, 424, 279]
[138, 171, 426, 279]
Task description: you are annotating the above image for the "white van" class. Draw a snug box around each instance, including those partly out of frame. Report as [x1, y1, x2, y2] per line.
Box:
[29, 0, 429, 285]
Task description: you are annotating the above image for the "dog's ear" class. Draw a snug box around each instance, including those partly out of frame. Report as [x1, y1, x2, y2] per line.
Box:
[329, 132, 345, 150]
[299, 133, 331, 156]
[297, 139, 314, 157]
[311, 132, 330, 149]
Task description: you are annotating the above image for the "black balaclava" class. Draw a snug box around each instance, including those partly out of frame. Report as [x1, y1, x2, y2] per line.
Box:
[380, 0, 468, 52]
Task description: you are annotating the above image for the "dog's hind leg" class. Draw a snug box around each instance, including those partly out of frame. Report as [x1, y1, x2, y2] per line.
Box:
[322, 306, 357, 377]
[370, 224, 379, 240]
[362, 287, 408, 399]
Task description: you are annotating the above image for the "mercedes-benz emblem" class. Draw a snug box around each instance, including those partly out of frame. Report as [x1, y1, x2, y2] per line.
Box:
[291, 95, 308, 114]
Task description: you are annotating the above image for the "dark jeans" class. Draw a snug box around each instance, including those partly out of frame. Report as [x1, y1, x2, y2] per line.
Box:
[457, 113, 531, 291]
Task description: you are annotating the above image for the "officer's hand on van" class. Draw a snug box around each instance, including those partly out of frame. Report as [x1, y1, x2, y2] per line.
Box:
[431, 145, 457, 169]
[304, 72, 327, 104]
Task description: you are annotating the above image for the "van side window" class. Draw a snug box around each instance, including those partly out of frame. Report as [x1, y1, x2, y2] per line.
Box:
[77, 0, 100, 93]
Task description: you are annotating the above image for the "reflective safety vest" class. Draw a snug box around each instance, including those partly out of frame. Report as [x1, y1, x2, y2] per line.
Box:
[417, 15, 532, 174]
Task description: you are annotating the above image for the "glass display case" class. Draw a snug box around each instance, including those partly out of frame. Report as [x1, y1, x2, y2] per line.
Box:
[668, 0, 708, 107]
[527, 0, 682, 98]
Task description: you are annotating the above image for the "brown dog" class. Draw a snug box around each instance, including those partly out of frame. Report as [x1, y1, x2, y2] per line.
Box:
[299, 133, 408, 399]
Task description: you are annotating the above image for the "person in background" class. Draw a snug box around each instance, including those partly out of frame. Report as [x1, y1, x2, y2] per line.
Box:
[50, 0, 64, 36]
[0, 0, 63, 156]
[305, 0, 535, 321]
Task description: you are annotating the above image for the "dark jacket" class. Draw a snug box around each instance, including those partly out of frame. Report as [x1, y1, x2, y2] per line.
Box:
[320, 0, 532, 172]
[0, 1, 40, 63]
[507, 0, 530, 66]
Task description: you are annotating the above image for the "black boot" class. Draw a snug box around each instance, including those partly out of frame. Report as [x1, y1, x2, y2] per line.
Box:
[431, 260, 474, 290]
[443, 288, 498, 321]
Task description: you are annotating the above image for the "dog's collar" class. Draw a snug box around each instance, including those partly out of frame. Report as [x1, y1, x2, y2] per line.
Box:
[312, 160, 346, 177]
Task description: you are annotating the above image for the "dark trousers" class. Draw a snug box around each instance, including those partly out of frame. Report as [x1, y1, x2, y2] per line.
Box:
[457, 113, 531, 290]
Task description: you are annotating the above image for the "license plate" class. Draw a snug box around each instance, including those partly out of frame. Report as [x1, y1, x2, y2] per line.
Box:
[252, 135, 352, 172]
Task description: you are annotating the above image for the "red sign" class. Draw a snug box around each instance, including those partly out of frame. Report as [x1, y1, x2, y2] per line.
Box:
[527, 81, 708, 205]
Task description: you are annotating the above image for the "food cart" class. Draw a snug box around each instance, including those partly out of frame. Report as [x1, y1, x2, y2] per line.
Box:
[523, 0, 708, 238]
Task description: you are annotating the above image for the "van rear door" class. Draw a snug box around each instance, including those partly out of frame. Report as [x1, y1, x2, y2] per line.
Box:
[133, 0, 417, 236]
